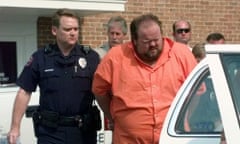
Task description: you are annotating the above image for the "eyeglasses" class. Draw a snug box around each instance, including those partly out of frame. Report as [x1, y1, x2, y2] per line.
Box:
[176, 28, 191, 34]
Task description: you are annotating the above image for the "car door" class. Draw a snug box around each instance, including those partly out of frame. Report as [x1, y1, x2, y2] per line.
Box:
[207, 48, 240, 144]
[159, 45, 240, 144]
[159, 59, 222, 144]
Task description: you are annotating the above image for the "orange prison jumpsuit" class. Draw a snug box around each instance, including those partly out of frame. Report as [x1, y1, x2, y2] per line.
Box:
[92, 38, 197, 144]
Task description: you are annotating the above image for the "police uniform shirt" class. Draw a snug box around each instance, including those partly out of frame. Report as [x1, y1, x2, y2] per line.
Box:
[17, 44, 100, 116]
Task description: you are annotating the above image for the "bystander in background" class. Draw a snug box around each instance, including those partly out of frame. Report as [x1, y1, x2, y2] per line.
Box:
[206, 32, 225, 44]
[192, 42, 206, 62]
[94, 16, 128, 59]
[172, 20, 192, 49]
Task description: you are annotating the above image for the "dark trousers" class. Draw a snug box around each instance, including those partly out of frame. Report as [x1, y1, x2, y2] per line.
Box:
[37, 125, 97, 144]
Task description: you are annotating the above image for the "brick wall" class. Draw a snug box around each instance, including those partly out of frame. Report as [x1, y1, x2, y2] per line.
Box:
[37, 0, 240, 48]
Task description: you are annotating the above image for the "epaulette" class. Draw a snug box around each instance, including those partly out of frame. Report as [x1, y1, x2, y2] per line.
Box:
[44, 44, 53, 54]
[81, 45, 91, 55]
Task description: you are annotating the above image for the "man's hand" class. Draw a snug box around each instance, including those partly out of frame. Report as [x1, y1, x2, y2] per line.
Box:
[7, 128, 20, 144]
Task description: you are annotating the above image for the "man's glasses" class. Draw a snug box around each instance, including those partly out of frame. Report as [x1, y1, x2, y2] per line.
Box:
[176, 28, 191, 34]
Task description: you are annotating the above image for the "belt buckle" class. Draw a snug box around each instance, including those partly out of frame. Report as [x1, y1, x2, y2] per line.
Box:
[75, 115, 83, 128]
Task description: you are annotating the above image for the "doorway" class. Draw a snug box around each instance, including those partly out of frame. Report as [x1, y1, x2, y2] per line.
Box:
[0, 42, 17, 84]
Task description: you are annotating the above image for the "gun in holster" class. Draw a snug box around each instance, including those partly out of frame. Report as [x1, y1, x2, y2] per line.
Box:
[82, 105, 102, 132]
[26, 105, 60, 137]
[26, 105, 40, 137]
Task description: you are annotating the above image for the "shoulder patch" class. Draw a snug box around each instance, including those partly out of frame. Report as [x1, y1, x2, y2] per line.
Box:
[25, 56, 34, 67]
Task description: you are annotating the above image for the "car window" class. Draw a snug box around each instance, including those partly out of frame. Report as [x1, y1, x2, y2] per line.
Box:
[221, 54, 240, 126]
[175, 69, 222, 134]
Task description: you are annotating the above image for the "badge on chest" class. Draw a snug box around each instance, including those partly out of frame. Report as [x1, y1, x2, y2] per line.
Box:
[78, 57, 87, 69]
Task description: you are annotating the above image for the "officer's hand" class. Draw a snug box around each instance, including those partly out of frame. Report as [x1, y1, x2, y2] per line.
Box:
[7, 128, 20, 144]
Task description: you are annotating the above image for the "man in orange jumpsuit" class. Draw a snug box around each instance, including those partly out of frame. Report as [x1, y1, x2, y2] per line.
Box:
[92, 13, 197, 144]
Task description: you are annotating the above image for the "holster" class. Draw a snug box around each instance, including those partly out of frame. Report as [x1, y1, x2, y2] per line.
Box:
[32, 111, 40, 137]
[26, 105, 39, 118]
[82, 105, 102, 132]
[26, 105, 59, 137]
[26, 106, 41, 137]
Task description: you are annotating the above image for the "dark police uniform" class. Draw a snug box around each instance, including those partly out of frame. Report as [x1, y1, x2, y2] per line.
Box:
[17, 44, 100, 144]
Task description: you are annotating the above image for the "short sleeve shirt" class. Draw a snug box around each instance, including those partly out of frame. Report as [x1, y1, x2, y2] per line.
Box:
[17, 44, 100, 116]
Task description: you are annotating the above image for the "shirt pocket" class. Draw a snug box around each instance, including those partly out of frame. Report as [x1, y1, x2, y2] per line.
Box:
[40, 70, 61, 91]
[72, 69, 92, 91]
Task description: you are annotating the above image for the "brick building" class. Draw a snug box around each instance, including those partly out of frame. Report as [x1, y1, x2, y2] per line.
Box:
[0, 0, 240, 78]
[0, 1, 239, 143]
[38, 0, 240, 48]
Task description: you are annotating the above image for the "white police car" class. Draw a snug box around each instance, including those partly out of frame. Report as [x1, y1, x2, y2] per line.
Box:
[159, 44, 240, 144]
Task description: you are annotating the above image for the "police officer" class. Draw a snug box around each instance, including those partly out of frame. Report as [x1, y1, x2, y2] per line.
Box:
[7, 9, 100, 144]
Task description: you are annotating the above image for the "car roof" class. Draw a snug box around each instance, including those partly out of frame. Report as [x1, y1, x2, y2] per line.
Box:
[205, 44, 240, 53]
